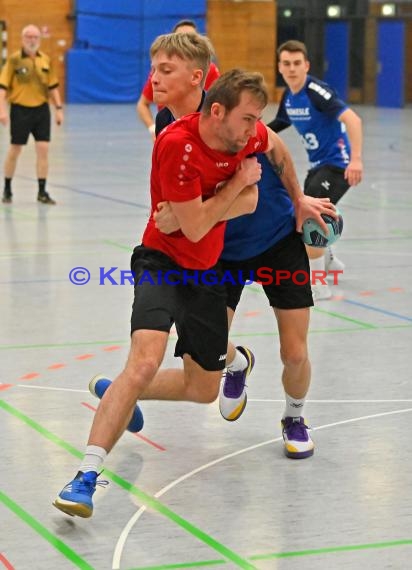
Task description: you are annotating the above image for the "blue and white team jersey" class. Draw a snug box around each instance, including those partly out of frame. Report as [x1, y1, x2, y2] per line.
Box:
[221, 153, 295, 261]
[269, 75, 350, 170]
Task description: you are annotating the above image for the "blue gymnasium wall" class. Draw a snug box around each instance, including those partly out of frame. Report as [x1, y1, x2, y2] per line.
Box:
[66, 0, 207, 103]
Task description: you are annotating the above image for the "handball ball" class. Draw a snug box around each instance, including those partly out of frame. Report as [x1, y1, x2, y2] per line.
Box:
[302, 211, 343, 247]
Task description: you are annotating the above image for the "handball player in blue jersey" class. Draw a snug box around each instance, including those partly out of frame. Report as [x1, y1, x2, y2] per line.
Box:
[268, 40, 363, 300]
[153, 43, 335, 460]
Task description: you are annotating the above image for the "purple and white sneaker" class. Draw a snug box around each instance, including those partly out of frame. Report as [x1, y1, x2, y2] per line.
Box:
[281, 416, 314, 459]
[219, 346, 255, 421]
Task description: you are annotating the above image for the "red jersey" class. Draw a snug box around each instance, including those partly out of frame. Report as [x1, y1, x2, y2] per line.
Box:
[142, 113, 269, 269]
[142, 62, 220, 106]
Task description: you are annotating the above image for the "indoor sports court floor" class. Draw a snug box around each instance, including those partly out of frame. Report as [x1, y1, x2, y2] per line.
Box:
[1, 103, 411, 570]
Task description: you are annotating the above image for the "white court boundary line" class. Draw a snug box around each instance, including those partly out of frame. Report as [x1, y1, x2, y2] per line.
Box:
[112, 407, 412, 569]
[16, 385, 412, 404]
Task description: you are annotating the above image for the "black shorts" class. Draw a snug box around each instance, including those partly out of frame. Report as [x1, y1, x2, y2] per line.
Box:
[10, 103, 51, 145]
[221, 231, 314, 311]
[130, 245, 228, 371]
[304, 165, 350, 205]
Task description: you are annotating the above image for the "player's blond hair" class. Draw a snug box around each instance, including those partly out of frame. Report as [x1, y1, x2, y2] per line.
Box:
[150, 33, 213, 88]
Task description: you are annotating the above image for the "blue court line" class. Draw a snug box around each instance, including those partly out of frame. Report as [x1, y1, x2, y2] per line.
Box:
[48, 182, 148, 209]
[343, 299, 412, 322]
[16, 175, 148, 209]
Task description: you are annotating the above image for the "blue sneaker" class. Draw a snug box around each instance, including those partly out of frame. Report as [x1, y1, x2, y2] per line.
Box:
[53, 471, 108, 518]
[89, 375, 144, 433]
[219, 346, 255, 421]
[281, 416, 314, 459]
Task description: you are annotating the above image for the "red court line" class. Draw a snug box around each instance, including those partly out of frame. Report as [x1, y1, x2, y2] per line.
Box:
[81, 402, 98, 413]
[75, 354, 95, 360]
[81, 402, 166, 451]
[47, 363, 66, 370]
[359, 291, 375, 296]
[102, 345, 122, 352]
[0, 385, 12, 392]
[19, 373, 40, 380]
[0, 552, 15, 570]
[388, 287, 404, 293]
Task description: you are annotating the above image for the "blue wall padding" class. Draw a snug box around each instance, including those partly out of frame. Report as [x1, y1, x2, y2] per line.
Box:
[67, 0, 207, 102]
[77, 14, 142, 52]
[76, 0, 141, 17]
[142, 0, 206, 17]
[66, 49, 142, 103]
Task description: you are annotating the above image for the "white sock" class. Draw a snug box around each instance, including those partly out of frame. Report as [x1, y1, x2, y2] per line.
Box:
[79, 445, 107, 474]
[283, 393, 306, 419]
[227, 348, 248, 372]
[310, 255, 325, 272]
[310, 255, 328, 286]
[327, 246, 334, 261]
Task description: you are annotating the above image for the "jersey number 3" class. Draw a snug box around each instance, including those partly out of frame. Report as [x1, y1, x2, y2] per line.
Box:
[300, 133, 319, 150]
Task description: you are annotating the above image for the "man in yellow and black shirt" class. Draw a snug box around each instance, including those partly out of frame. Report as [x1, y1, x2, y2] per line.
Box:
[0, 24, 64, 204]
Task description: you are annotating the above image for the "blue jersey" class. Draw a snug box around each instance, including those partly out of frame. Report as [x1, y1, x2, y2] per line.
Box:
[268, 75, 350, 170]
[221, 153, 295, 261]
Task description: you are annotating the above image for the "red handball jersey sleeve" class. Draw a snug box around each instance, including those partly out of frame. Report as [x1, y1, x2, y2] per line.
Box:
[155, 135, 202, 203]
[204, 62, 220, 90]
[141, 73, 154, 102]
[249, 121, 269, 154]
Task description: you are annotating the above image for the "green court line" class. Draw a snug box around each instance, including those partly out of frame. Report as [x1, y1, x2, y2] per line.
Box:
[0, 400, 257, 570]
[0, 249, 104, 258]
[250, 539, 412, 561]
[128, 561, 224, 570]
[246, 285, 377, 328]
[313, 306, 377, 329]
[102, 239, 133, 251]
[0, 206, 38, 219]
[2, 323, 412, 351]
[0, 491, 95, 570]
[391, 229, 412, 237]
[125, 538, 412, 569]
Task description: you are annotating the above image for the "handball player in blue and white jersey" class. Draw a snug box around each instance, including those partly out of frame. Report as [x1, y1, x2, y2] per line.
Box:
[268, 40, 363, 300]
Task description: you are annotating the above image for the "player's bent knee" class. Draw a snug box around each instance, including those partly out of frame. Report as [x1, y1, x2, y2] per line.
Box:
[197, 384, 220, 404]
[125, 358, 160, 387]
[280, 347, 308, 368]
[184, 369, 221, 403]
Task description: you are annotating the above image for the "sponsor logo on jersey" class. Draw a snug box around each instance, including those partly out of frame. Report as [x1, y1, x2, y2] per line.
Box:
[286, 107, 310, 117]
[216, 162, 229, 167]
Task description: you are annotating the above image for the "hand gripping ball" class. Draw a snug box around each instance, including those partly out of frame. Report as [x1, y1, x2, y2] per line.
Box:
[301, 211, 343, 248]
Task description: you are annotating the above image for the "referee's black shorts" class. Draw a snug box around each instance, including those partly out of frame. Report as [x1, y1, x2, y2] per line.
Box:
[10, 103, 51, 145]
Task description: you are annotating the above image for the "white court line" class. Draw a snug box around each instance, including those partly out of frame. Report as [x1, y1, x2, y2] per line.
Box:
[17, 384, 89, 393]
[249, 398, 412, 403]
[16, 385, 412, 403]
[112, 406, 412, 569]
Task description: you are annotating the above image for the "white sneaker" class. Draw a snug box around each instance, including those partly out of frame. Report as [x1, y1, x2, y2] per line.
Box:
[312, 282, 332, 301]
